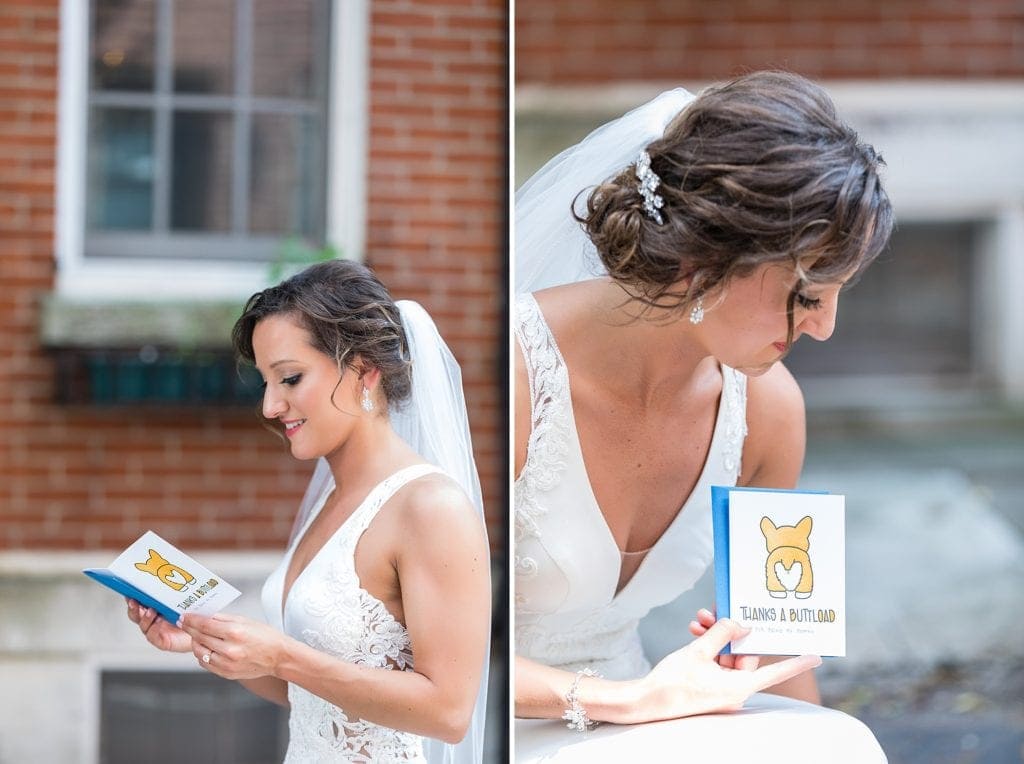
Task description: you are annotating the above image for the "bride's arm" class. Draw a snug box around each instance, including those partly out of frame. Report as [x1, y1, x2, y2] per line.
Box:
[738, 361, 821, 705]
[181, 482, 490, 743]
[516, 621, 821, 724]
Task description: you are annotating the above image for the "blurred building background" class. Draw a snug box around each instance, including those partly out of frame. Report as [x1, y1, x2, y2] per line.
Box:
[0, 0, 506, 762]
[517, 2, 1024, 763]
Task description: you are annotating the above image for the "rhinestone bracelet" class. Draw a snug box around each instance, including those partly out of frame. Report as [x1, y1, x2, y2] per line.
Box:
[562, 667, 601, 731]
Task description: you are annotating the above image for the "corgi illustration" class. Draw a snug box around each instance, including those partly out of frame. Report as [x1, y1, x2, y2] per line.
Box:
[760, 516, 813, 599]
[135, 549, 195, 592]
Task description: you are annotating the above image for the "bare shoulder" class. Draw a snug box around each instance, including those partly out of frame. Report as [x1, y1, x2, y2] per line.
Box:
[740, 362, 806, 487]
[390, 471, 487, 551]
[746, 362, 805, 426]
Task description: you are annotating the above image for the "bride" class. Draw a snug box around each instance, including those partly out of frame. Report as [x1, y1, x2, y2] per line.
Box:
[127, 260, 490, 763]
[514, 71, 893, 760]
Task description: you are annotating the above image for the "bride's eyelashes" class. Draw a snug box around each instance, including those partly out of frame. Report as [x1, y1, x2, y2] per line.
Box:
[795, 293, 823, 310]
[257, 373, 303, 390]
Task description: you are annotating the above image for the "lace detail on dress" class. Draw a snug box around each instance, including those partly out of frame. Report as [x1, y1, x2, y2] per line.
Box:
[283, 465, 440, 764]
[513, 294, 573, 594]
[720, 366, 749, 479]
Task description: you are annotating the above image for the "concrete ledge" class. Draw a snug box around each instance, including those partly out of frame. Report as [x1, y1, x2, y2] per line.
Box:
[39, 294, 246, 349]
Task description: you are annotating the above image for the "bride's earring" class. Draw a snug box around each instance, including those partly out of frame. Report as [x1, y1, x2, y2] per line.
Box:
[689, 296, 705, 325]
[361, 386, 375, 413]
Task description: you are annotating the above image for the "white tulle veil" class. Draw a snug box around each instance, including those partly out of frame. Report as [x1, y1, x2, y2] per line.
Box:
[291, 299, 488, 764]
[515, 87, 695, 294]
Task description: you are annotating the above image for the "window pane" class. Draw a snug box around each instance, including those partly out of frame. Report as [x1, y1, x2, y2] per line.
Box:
[171, 111, 233, 231]
[174, 0, 235, 94]
[252, 0, 329, 99]
[92, 0, 156, 92]
[87, 107, 154, 230]
[249, 114, 321, 236]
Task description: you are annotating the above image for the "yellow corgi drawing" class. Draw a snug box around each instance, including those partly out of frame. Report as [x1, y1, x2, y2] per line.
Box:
[760, 516, 813, 599]
[135, 549, 195, 592]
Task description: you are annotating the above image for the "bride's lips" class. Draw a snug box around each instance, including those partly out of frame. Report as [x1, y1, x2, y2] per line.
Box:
[283, 419, 306, 438]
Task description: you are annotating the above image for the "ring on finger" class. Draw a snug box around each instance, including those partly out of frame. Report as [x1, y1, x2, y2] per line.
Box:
[202, 652, 212, 664]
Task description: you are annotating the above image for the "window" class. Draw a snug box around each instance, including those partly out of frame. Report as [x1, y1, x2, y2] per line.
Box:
[56, 0, 369, 300]
[85, 0, 330, 261]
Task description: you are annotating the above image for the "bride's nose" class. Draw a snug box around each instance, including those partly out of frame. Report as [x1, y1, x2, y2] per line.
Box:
[262, 385, 287, 419]
[798, 295, 839, 342]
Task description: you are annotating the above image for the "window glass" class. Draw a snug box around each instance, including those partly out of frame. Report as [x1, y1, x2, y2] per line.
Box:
[85, 0, 330, 258]
[86, 107, 154, 230]
[171, 111, 233, 231]
[249, 113, 321, 236]
[173, 0, 235, 95]
[92, 0, 155, 92]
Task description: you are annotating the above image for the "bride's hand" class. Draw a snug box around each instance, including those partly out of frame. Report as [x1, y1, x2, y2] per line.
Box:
[635, 618, 820, 721]
[688, 607, 759, 671]
[125, 598, 192, 653]
[179, 613, 285, 680]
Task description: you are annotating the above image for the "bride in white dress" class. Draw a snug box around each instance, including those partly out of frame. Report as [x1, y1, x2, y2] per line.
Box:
[514, 71, 893, 761]
[127, 260, 490, 763]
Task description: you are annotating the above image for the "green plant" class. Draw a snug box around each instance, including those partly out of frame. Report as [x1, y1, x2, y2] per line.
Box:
[268, 237, 340, 283]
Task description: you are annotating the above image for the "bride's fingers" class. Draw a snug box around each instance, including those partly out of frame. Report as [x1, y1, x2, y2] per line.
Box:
[126, 598, 142, 624]
[696, 608, 716, 627]
[748, 654, 821, 693]
[688, 620, 707, 637]
[692, 619, 750, 660]
[732, 653, 760, 672]
[137, 607, 159, 634]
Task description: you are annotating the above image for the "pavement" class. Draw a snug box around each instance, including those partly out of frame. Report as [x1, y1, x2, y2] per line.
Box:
[641, 411, 1024, 764]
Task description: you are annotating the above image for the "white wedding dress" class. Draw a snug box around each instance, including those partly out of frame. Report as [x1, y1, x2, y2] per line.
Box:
[514, 294, 886, 763]
[262, 463, 443, 763]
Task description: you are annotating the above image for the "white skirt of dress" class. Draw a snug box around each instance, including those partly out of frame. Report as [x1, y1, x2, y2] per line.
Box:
[515, 693, 887, 763]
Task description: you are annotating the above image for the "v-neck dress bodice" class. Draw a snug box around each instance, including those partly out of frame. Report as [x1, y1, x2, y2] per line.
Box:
[262, 463, 442, 763]
[513, 294, 887, 764]
[514, 293, 749, 680]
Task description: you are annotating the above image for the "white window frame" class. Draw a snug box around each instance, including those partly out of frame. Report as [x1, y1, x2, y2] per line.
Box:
[55, 0, 369, 301]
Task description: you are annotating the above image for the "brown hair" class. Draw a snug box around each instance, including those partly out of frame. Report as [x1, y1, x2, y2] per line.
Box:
[576, 71, 894, 343]
[232, 260, 412, 414]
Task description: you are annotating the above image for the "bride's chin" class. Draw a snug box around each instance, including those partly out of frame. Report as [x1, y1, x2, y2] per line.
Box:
[733, 361, 776, 377]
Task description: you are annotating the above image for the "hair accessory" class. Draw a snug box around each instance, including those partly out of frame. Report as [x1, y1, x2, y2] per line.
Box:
[563, 667, 601, 731]
[361, 386, 375, 413]
[635, 150, 665, 224]
[689, 296, 705, 325]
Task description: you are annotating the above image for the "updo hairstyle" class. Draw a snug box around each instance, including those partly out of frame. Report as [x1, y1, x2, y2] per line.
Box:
[232, 259, 412, 411]
[577, 71, 894, 338]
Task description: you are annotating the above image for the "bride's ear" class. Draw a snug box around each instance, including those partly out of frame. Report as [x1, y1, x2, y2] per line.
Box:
[357, 362, 382, 392]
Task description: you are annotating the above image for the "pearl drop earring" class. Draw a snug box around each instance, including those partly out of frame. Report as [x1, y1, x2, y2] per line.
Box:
[689, 296, 705, 325]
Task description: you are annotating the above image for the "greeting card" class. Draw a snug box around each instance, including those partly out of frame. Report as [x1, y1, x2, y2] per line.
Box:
[84, 530, 241, 624]
[712, 486, 846, 657]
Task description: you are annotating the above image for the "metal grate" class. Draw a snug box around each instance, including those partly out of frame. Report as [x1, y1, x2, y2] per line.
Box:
[100, 670, 288, 763]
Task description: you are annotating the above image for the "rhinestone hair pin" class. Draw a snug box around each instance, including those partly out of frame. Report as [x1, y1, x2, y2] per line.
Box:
[635, 150, 665, 224]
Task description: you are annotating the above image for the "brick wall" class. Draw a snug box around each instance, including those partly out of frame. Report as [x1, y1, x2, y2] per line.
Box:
[516, 0, 1024, 84]
[367, 0, 507, 547]
[0, 0, 508, 552]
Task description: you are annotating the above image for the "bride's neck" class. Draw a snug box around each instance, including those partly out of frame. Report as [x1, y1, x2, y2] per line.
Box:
[587, 283, 711, 403]
[323, 418, 416, 494]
